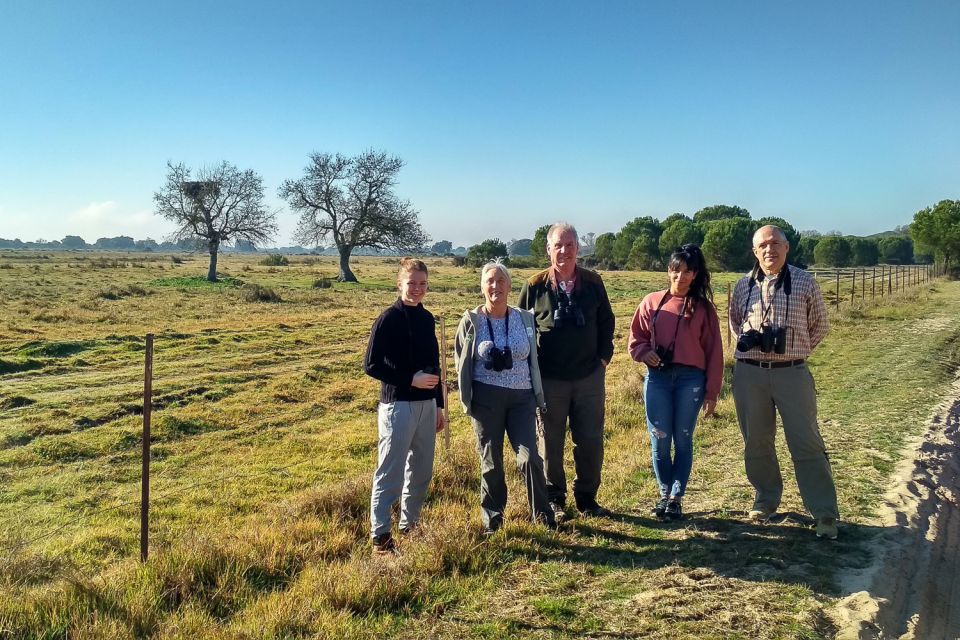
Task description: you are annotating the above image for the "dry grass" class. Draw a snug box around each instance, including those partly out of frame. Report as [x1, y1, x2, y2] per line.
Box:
[0, 251, 957, 638]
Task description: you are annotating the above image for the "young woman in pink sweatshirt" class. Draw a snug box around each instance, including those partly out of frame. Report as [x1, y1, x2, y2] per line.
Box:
[628, 244, 723, 520]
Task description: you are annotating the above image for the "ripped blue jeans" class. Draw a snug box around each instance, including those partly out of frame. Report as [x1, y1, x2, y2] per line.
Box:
[643, 365, 706, 499]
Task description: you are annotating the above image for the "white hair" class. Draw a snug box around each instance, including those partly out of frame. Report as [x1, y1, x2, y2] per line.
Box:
[547, 222, 579, 246]
[479, 260, 512, 288]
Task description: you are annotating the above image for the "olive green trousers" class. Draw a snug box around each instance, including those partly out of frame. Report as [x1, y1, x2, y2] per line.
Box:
[732, 361, 839, 519]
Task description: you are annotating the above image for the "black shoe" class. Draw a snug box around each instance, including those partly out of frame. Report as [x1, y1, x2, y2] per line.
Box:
[652, 497, 669, 518]
[577, 500, 613, 518]
[665, 499, 683, 520]
[482, 518, 502, 537]
[399, 523, 418, 536]
[549, 501, 567, 524]
[372, 533, 398, 555]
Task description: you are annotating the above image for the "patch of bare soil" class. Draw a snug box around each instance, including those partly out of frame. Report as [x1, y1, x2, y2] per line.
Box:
[833, 372, 960, 639]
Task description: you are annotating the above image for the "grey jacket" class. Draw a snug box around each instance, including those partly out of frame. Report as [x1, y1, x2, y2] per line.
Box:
[454, 305, 547, 416]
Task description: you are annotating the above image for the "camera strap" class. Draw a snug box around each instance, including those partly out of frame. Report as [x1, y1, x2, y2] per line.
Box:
[651, 291, 687, 353]
[484, 308, 509, 350]
[743, 266, 791, 330]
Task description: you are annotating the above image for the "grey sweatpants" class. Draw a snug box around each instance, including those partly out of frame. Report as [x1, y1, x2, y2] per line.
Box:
[470, 382, 553, 529]
[732, 361, 839, 519]
[370, 400, 437, 538]
[539, 365, 606, 506]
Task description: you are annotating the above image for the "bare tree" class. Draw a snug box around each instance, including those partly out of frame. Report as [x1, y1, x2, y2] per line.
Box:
[279, 150, 428, 282]
[154, 161, 278, 282]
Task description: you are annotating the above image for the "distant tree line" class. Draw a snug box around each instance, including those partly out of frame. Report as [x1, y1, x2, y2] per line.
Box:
[0, 235, 203, 251]
[446, 202, 947, 273]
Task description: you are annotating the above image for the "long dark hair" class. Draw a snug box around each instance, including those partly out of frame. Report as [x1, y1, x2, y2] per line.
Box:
[667, 243, 713, 306]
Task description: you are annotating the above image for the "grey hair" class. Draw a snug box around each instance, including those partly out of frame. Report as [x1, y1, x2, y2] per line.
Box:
[547, 222, 579, 246]
[479, 260, 512, 289]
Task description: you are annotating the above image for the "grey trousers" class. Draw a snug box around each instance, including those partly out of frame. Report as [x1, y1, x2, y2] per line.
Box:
[539, 365, 606, 506]
[370, 400, 437, 538]
[471, 382, 554, 529]
[732, 361, 839, 519]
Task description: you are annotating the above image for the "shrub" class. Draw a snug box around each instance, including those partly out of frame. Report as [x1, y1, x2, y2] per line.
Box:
[96, 285, 149, 300]
[243, 284, 282, 303]
[170, 255, 184, 264]
[507, 256, 544, 269]
[260, 254, 289, 267]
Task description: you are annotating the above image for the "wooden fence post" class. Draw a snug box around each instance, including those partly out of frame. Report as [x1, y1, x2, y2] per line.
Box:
[440, 317, 450, 454]
[835, 270, 840, 310]
[861, 269, 865, 300]
[141, 334, 153, 563]
[726, 287, 732, 347]
[872, 267, 876, 299]
[851, 270, 856, 304]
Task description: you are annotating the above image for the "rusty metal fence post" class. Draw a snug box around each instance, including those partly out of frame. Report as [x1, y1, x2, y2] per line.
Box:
[141, 334, 153, 562]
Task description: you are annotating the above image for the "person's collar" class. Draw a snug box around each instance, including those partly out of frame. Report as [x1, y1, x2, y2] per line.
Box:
[550, 265, 578, 288]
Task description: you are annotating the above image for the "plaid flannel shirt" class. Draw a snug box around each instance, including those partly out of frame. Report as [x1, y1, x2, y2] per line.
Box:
[729, 264, 829, 361]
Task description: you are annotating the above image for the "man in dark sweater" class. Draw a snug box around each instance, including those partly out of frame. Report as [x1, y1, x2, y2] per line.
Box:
[518, 223, 615, 520]
[364, 258, 446, 554]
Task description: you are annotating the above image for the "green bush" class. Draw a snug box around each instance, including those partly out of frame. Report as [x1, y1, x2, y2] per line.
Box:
[259, 254, 289, 266]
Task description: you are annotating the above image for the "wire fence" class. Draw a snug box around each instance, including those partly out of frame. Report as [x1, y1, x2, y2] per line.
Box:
[0, 261, 948, 572]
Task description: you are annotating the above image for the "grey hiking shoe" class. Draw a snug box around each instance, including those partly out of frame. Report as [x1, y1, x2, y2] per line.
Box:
[816, 517, 839, 540]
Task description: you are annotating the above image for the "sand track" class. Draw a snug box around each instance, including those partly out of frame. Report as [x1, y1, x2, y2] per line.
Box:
[834, 373, 960, 639]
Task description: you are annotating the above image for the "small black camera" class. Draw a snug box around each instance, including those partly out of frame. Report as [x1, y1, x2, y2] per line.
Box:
[484, 346, 514, 372]
[736, 325, 787, 354]
[655, 345, 674, 369]
[553, 291, 585, 328]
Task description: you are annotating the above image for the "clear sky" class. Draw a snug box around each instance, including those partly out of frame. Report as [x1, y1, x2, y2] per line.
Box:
[1, 1, 957, 248]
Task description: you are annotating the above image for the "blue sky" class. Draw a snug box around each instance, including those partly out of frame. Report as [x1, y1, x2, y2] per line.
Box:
[1, 1, 957, 247]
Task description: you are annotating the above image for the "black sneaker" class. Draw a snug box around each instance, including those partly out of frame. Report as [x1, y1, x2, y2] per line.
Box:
[665, 499, 683, 520]
[372, 533, 398, 555]
[652, 497, 669, 518]
[399, 523, 418, 536]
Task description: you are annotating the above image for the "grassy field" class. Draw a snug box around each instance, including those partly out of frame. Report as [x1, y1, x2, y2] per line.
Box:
[1, 251, 958, 639]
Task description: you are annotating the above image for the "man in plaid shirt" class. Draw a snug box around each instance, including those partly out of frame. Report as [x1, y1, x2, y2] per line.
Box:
[729, 225, 839, 540]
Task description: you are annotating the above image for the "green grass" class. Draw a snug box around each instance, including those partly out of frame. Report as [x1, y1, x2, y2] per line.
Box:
[0, 251, 957, 638]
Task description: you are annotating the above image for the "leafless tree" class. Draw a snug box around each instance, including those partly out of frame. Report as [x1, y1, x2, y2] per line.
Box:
[154, 161, 278, 282]
[279, 150, 428, 282]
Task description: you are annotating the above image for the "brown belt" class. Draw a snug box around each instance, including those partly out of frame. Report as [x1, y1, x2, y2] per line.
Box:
[737, 358, 805, 369]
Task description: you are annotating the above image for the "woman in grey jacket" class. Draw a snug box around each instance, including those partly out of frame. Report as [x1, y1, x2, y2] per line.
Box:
[455, 261, 556, 534]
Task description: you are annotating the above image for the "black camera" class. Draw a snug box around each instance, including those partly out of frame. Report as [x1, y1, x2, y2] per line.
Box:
[736, 325, 787, 354]
[553, 291, 585, 328]
[484, 346, 514, 372]
[654, 345, 674, 369]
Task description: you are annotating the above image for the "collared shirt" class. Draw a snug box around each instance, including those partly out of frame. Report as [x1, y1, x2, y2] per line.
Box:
[729, 264, 829, 361]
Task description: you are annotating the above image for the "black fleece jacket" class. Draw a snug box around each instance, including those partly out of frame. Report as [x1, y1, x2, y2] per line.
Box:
[517, 266, 615, 380]
[364, 299, 443, 407]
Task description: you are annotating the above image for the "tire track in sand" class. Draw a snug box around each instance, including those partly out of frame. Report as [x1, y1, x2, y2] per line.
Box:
[833, 372, 960, 639]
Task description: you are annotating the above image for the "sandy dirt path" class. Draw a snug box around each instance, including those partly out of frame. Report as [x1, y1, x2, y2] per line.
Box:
[833, 371, 960, 639]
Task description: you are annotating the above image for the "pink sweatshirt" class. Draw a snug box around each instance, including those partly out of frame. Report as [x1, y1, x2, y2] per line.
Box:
[628, 290, 724, 403]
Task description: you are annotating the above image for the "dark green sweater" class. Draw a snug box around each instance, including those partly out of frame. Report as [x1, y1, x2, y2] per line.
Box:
[517, 267, 615, 380]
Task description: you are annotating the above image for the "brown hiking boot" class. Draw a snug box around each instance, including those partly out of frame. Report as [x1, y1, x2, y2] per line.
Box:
[372, 533, 398, 555]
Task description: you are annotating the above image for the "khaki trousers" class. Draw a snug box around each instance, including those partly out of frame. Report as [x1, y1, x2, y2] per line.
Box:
[732, 361, 838, 519]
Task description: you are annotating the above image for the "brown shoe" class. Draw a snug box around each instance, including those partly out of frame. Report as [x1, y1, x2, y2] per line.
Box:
[372, 533, 398, 555]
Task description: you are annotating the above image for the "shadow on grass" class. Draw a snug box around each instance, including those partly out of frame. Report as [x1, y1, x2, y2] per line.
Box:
[503, 508, 884, 597]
